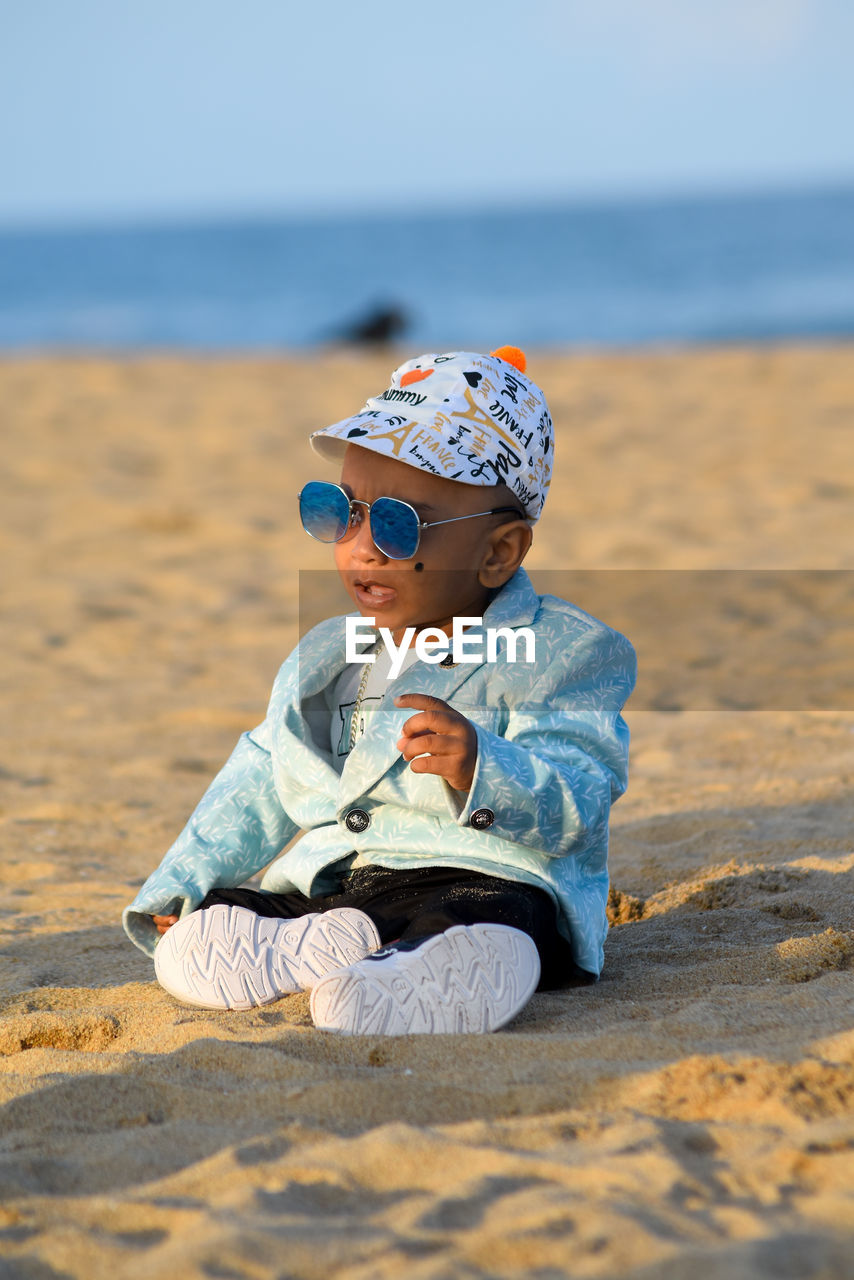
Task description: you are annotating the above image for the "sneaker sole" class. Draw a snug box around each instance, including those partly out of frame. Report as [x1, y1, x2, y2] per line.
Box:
[309, 924, 540, 1035]
[154, 904, 381, 1010]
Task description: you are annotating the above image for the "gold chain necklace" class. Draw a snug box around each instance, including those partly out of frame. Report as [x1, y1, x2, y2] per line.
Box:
[348, 637, 383, 751]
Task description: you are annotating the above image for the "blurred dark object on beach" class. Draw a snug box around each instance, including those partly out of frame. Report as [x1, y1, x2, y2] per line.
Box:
[330, 303, 409, 346]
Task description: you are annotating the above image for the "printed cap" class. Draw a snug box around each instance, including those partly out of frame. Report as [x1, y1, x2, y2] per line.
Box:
[310, 347, 553, 521]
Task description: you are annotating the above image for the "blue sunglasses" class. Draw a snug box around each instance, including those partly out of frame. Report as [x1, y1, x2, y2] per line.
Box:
[298, 481, 523, 560]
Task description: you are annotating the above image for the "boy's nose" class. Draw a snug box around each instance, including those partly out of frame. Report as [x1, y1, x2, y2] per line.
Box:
[348, 510, 388, 564]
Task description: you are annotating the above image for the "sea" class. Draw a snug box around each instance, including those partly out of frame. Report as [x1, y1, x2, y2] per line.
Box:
[1, 184, 853, 351]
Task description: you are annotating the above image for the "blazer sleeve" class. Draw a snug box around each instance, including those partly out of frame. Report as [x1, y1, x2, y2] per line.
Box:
[455, 623, 635, 857]
[122, 672, 299, 956]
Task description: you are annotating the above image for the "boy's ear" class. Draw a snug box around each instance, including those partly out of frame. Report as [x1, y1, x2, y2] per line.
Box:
[477, 520, 533, 589]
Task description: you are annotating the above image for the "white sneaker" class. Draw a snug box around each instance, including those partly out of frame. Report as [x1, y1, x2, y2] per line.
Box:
[154, 903, 381, 1010]
[309, 923, 540, 1035]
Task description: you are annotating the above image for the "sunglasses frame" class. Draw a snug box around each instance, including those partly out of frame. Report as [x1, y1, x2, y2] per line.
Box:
[298, 481, 525, 560]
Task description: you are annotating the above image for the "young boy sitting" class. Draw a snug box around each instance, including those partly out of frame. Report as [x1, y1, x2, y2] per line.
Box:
[123, 347, 635, 1035]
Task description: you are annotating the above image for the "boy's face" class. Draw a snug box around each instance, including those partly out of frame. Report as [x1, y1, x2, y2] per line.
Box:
[332, 445, 528, 640]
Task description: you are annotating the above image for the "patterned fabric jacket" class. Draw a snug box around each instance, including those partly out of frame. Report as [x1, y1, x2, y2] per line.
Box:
[123, 568, 636, 975]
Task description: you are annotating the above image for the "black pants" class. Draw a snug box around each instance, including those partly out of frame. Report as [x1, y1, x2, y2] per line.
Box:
[200, 864, 592, 991]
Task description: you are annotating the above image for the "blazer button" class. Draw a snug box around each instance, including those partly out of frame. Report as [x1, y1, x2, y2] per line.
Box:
[470, 807, 495, 829]
[344, 807, 371, 834]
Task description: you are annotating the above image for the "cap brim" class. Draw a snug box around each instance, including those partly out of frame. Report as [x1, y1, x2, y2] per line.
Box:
[310, 415, 419, 465]
[309, 429, 349, 464]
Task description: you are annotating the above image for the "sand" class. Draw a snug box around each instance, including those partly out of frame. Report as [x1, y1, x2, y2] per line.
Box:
[1, 345, 853, 1278]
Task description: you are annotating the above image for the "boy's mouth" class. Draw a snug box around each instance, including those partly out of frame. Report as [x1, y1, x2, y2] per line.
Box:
[352, 578, 398, 609]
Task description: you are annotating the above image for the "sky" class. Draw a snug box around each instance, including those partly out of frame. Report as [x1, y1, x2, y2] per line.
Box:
[1, 0, 853, 227]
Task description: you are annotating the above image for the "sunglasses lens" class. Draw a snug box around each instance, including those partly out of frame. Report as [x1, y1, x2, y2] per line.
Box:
[370, 497, 419, 559]
[299, 482, 351, 542]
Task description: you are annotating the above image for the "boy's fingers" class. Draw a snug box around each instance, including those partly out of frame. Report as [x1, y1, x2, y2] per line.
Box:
[399, 709, 458, 738]
[408, 755, 474, 789]
[394, 693, 452, 712]
[407, 754, 460, 777]
[152, 914, 179, 933]
[398, 733, 455, 759]
[396, 696, 476, 738]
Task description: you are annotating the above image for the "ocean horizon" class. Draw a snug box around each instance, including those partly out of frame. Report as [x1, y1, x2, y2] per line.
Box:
[1, 183, 853, 352]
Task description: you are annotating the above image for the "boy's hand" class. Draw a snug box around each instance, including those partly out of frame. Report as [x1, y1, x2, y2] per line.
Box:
[152, 913, 179, 935]
[394, 693, 478, 792]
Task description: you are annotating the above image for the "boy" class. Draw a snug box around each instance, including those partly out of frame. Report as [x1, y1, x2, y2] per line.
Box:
[123, 347, 635, 1035]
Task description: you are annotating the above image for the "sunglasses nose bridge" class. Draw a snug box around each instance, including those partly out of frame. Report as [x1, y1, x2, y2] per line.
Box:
[345, 498, 389, 561]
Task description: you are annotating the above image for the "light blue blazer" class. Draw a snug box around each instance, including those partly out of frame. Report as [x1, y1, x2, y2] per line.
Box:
[123, 568, 635, 975]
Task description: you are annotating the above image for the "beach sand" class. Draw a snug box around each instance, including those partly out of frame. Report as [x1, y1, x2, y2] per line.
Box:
[1, 345, 853, 1278]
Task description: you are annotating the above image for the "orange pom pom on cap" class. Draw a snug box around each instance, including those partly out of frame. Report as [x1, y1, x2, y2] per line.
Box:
[490, 345, 527, 374]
